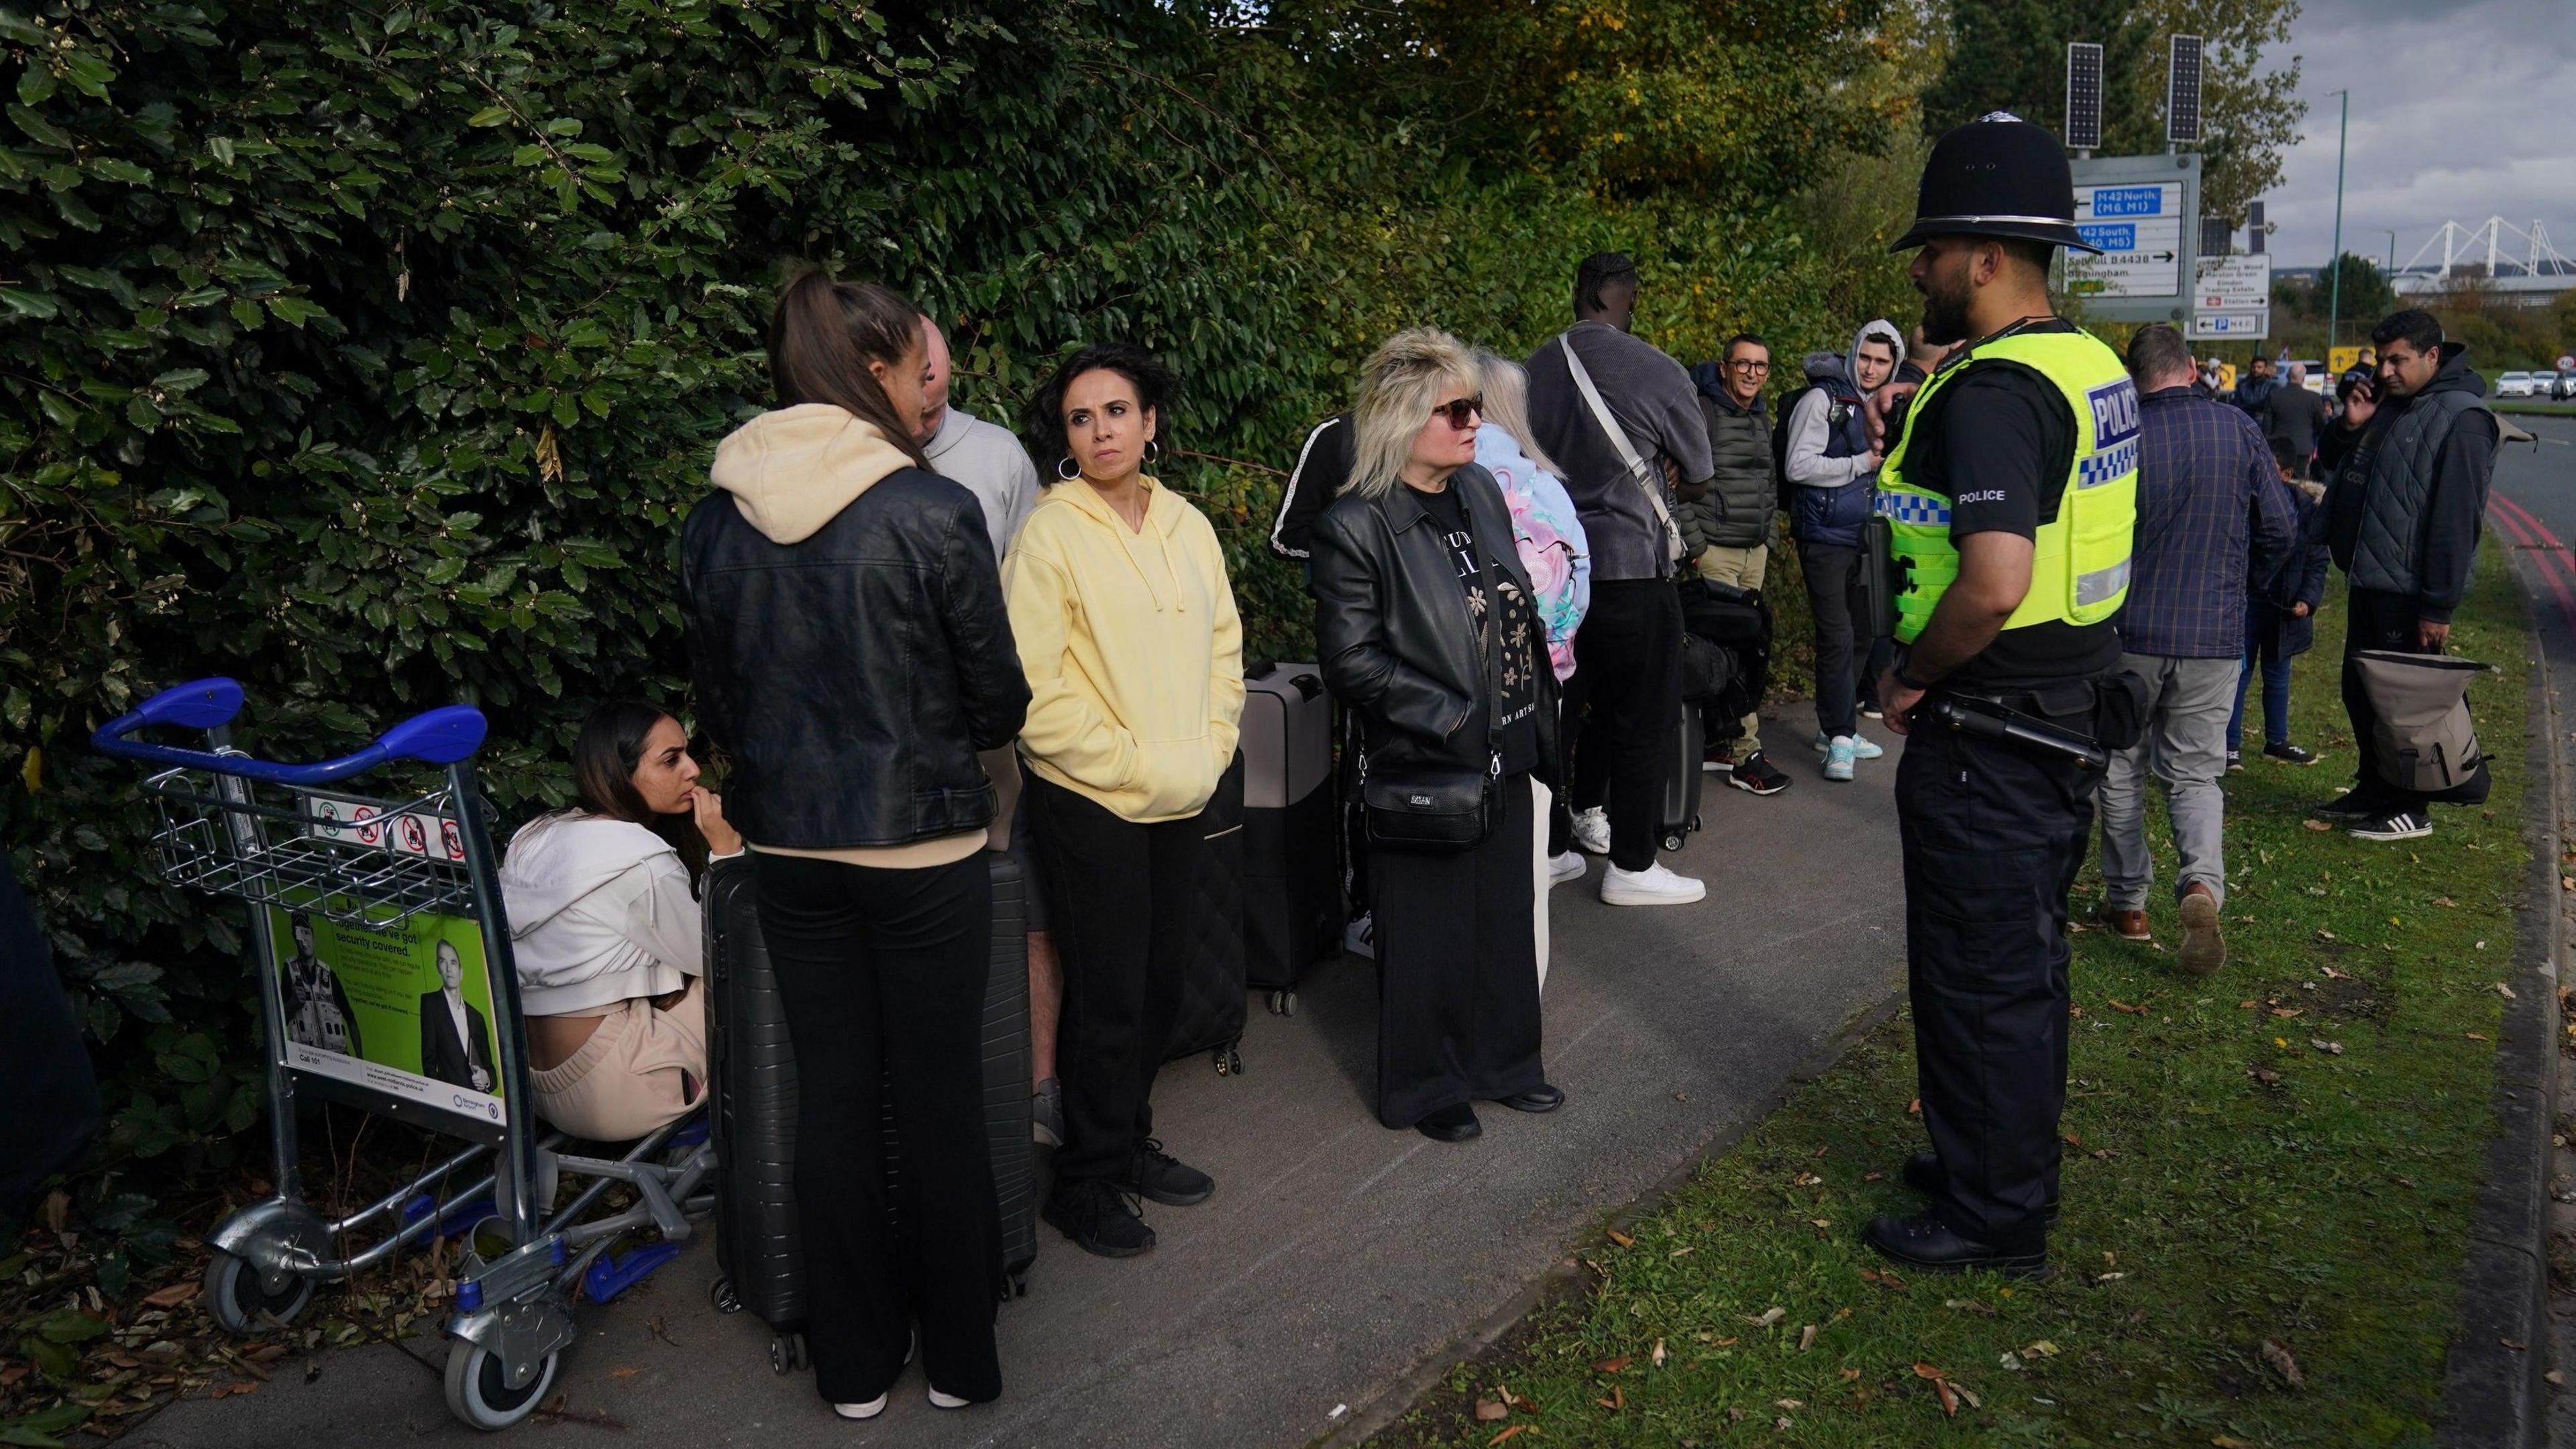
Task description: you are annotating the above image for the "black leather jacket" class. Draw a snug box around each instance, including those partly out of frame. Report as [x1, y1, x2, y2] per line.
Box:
[680, 469, 1030, 849]
[1309, 464, 1555, 773]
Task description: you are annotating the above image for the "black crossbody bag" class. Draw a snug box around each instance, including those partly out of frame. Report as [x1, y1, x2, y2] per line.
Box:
[1362, 523, 1506, 853]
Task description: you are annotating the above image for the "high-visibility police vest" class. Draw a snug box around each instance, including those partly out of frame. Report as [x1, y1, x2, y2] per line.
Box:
[1875, 327, 2139, 645]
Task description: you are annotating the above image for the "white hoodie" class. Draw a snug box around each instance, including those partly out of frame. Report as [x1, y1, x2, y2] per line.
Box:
[499, 813, 710, 1017]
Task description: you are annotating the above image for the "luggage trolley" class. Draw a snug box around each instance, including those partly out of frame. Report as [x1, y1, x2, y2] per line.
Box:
[93, 679, 716, 1432]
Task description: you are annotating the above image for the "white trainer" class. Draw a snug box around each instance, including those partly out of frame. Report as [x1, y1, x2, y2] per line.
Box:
[1570, 806, 1611, 855]
[1342, 913, 1377, 961]
[1548, 850, 1587, 885]
[1599, 861, 1707, 906]
[834, 1395, 889, 1421]
[927, 1387, 972, 1410]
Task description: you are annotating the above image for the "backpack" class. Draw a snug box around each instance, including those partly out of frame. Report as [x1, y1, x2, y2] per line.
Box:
[1769, 382, 1851, 513]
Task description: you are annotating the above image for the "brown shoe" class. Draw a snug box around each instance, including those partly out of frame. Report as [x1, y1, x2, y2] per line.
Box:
[2177, 882, 2226, 975]
[2095, 904, 2150, 941]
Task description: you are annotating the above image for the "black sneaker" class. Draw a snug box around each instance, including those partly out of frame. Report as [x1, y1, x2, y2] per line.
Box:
[2263, 741, 2320, 767]
[2224, 749, 2242, 772]
[2349, 809, 2432, 842]
[1043, 1179, 1155, 1258]
[2314, 788, 2383, 819]
[1727, 751, 1792, 796]
[1120, 1138, 1213, 1206]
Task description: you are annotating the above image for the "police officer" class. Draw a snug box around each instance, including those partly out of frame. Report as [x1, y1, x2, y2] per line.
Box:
[1866, 113, 2140, 1277]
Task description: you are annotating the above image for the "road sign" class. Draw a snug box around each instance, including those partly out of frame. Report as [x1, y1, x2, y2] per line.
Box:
[2063, 154, 2201, 323]
[2329, 345, 2375, 375]
[2188, 309, 2269, 340]
[2195, 254, 2270, 309]
[2559, 354, 2574, 372]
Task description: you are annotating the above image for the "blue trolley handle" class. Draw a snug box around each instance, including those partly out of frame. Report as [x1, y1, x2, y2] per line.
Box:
[92, 677, 488, 784]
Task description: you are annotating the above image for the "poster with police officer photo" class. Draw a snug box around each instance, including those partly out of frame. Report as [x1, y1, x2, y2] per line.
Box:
[266, 906, 508, 1129]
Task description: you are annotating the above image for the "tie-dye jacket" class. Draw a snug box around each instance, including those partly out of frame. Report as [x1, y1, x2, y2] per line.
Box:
[1473, 423, 1592, 681]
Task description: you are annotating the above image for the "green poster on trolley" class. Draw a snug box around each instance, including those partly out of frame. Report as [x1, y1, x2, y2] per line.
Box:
[268, 906, 509, 1130]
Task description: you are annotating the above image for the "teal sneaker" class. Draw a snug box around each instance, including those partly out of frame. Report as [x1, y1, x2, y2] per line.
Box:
[1823, 737, 1858, 782]
[1814, 731, 1884, 761]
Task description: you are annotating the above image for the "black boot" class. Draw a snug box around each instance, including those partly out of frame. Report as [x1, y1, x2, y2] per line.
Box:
[1043, 1179, 1155, 1258]
[1901, 1152, 2059, 1226]
[1864, 1212, 2046, 1277]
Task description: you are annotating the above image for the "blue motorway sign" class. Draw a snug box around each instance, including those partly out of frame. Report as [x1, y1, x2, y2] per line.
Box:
[2078, 223, 2138, 251]
[2087, 186, 2167, 218]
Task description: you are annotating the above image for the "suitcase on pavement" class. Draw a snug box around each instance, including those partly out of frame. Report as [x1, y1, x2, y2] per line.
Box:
[1165, 753, 1249, 1075]
[702, 854, 1038, 1373]
[1661, 702, 1705, 856]
[1240, 663, 1340, 1016]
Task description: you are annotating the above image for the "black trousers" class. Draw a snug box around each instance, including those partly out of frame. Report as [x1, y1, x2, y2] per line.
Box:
[1371, 771, 1544, 1127]
[2341, 586, 2436, 811]
[1566, 578, 1684, 871]
[1798, 540, 1880, 738]
[1895, 694, 2099, 1252]
[1025, 773, 1205, 1184]
[753, 851, 1002, 1405]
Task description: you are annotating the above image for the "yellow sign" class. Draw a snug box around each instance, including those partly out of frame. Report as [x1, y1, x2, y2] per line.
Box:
[2328, 345, 2375, 376]
[2209, 362, 2235, 394]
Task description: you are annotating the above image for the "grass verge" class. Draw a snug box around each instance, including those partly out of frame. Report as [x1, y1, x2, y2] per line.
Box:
[1375, 541, 2533, 1448]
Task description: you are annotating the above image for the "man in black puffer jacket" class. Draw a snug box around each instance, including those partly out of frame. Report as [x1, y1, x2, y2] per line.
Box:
[1682, 333, 1790, 795]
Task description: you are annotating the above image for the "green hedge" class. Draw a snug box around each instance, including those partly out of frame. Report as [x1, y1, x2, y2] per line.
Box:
[1, 0, 1904, 1187]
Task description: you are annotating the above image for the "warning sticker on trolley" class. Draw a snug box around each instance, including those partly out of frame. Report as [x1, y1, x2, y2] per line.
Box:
[303, 792, 467, 863]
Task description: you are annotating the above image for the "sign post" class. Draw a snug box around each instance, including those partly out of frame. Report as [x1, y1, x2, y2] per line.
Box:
[2189, 254, 2272, 342]
[2064, 153, 2202, 325]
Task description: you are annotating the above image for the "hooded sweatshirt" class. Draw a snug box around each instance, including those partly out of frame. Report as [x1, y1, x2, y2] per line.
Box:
[1783, 319, 1902, 547]
[707, 402, 990, 867]
[1004, 476, 1245, 824]
[500, 813, 723, 1017]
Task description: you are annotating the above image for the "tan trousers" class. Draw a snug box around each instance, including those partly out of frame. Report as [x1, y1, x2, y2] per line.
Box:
[1690, 543, 1767, 759]
[529, 977, 708, 1141]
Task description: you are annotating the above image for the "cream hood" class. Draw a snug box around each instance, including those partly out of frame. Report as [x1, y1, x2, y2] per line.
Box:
[710, 402, 914, 545]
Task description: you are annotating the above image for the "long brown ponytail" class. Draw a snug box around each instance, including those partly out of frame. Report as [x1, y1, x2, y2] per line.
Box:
[766, 268, 932, 470]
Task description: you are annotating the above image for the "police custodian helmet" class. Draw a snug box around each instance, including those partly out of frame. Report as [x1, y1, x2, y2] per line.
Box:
[1892, 111, 2102, 256]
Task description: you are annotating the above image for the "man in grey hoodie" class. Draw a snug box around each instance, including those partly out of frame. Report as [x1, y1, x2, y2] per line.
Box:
[1783, 319, 1902, 783]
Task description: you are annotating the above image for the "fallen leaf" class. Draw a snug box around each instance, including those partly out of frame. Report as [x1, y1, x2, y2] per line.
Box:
[142, 1283, 200, 1309]
[1748, 1307, 1786, 1328]
[2275, 1036, 2289, 1047]
[1709, 1336, 1739, 1347]
[1908, 1097, 1922, 1115]
[2239, 1000, 2259, 1008]
[1474, 1399, 1507, 1423]
[1489, 1427, 1527, 1446]
[2023, 1340, 2060, 1356]
[1775, 1417, 1793, 1431]
[2062, 1130, 2082, 1145]
[1945, 1297, 1996, 1316]
[1497, 1385, 1522, 1406]
[2212, 1436, 2259, 1448]
[2311, 1038, 2344, 1055]
[2496, 981, 2519, 1000]
[1792, 1171, 1820, 1187]
[2269, 1007, 2304, 1019]
[1862, 1170, 1884, 1182]
[611, 1366, 639, 1379]
[2320, 965, 2352, 980]
[1651, 1338, 1666, 1368]
[1840, 1368, 1862, 1381]
[1669, 1246, 1695, 1259]
[1594, 1356, 1631, 1374]
[1607, 1230, 1635, 1248]
[1798, 1324, 1817, 1351]
[2251, 1067, 2282, 1085]
[2261, 1337, 2306, 1389]
[1774, 1398, 1805, 1411]
[2302, 819, 2332, 831]
[2434, 896, 2457, 907]
[2316, 928, 2337, 941]
[2468, 1032, 2491, 1042]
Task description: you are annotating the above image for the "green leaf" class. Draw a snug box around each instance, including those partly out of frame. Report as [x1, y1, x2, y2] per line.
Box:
[34, 1309, 109, 1345]
[85, 156, 151, 185]
[230, 296, 263, 329]
[7, 102, 68, 150]
[17, 63, 55, 108]
[466, 105, 512, 127]
[152, 367, 209, 393]
[206, 135, 235, 166]
[0, 286, 57, 318]
[263, 296, 327, 327]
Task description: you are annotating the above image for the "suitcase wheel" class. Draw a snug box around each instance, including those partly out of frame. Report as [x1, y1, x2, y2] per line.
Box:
[1662, 831, 1686, 854]
[709, 1275, 743, 1316]
[1212, 1041, 1244, 1077]
[1267, 989, 1298, 1018]
[769, 1332, 807, 1376]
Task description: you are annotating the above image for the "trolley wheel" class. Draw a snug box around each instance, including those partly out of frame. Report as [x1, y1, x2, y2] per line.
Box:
[442, 1340, 560, 1432]
[768, 1332, 806, 1375]
[202, 1250, 315, 1337]
[1662, 831, 1686, 854]
[1212, 1041, 1244, 1077]
[709, 1275, 742, 1316]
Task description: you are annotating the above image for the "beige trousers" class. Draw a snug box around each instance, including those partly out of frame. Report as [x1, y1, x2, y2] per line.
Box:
[529, 977, 709, 1141]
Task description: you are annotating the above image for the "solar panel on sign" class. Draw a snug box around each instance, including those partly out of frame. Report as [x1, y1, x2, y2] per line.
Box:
[2167, 36, 2204, 145]
[2065, 42, 2104, 152]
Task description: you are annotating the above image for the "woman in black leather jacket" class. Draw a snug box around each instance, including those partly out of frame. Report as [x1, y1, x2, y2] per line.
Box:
[1309, 327, 1562, 1143]
[680, 270, 1028, 1418]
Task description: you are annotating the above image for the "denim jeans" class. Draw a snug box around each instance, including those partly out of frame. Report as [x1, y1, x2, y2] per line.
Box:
[2226, 608, 2294, 751]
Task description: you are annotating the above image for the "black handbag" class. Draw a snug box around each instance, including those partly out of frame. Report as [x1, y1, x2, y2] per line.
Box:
[1362, 513, 1506, 854]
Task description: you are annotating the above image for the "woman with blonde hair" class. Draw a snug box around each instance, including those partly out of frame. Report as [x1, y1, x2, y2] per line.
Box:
[1310, 328, 1560, 1142]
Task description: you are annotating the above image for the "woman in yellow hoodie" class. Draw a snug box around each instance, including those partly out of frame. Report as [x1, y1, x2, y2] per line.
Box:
[1006, 343, 1244, 1260]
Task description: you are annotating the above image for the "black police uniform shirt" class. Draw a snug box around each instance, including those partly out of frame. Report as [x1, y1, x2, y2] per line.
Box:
[1905, 319, 2125, 690]
[1415, 482, 1543, 772]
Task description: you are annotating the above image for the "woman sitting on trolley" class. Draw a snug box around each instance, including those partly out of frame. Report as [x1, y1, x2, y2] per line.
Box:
[498, 700, 742, 1142]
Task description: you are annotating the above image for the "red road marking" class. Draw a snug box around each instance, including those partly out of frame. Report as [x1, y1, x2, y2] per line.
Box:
[2489, 493, 2576, 626]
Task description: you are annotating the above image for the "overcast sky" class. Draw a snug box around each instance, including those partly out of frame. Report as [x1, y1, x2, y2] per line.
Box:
[2259, 0, 2576, 272]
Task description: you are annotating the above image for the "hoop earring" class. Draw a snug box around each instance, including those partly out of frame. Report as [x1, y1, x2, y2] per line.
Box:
[1144, 439, 1161, 465]
[1057, 455, 1081, 482]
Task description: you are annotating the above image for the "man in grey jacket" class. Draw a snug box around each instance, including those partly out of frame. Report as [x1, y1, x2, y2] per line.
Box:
[1525, 253, 1717, 906]
[1683, 334, 1790, 796]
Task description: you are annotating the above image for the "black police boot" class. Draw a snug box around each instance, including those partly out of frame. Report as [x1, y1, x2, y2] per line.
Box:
[1494, 1083, 1565, 1114]
[1900, 1152, 2059, 1226]
[1415, 1103, 1481, 1142]
[1864, 1211, 2047, 1278]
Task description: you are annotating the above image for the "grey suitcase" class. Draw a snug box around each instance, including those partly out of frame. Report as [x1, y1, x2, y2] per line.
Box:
[703, 854, 1037, 1375]
[1662, 702, 1705, 855]
[1241, 663, 1339, 1014]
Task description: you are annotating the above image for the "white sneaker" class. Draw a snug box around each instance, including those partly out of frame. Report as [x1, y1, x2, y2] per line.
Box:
[1548, 851, 1587, 885]
[1813, 730, 1883, 760]
[1570, 807, 1611, 855]
[834, 1395, 888, 1420]
[1342, 913, 1377, 961]
[927, 1387, 971, 1410]
[1599, 861, 1706, 906]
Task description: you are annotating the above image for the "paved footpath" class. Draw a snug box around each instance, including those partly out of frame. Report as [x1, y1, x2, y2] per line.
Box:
[131, 711, 1905, 1449]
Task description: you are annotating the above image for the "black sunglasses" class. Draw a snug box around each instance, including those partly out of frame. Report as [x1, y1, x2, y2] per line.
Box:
[1431, 395, 1485, 430]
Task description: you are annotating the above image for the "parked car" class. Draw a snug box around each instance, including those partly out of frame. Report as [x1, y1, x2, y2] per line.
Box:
[2496, 370, 2537, 398]
[2553, 371, 2576, 401]
[2290, 359, 2328, 394]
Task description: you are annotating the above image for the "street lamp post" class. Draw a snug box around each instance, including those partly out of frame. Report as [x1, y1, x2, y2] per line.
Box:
[2326, 89, 2348, 356]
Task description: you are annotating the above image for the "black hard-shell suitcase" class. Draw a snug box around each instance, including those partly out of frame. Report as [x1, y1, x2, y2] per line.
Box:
[1662, 702, 1706, 855]
[1165, 753, 1248, 1075]
[702, 854, 1038, 1374]
[1240, 663, 1339, 1016]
